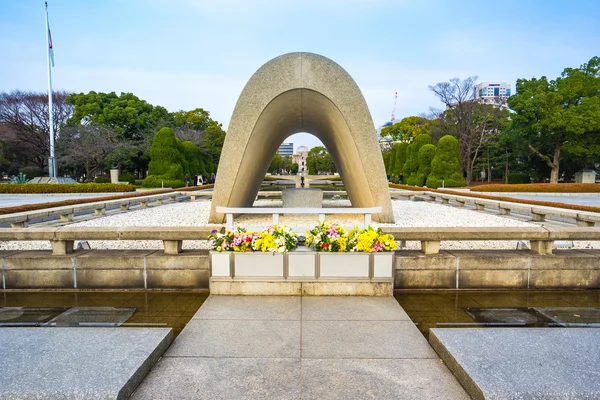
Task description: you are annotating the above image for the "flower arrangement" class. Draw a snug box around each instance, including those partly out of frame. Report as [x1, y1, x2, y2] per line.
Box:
[208, 225, 298, 252]
[305, 221, 396, 252]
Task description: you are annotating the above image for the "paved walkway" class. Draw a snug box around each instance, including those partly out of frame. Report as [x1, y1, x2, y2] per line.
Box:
[132, 296, 468, 399]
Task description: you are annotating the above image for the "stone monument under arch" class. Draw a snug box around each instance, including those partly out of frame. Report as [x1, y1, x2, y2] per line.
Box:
[209, 52, 394, 223]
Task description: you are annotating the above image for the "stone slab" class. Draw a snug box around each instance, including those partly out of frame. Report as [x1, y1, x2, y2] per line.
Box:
[430, 328, 600, 400]
[301, 358, 469, 400]
[0, 327, 173, 399]
[166, 319, 300, 358]
[301, 296, 410, 321]
[209, 280, 302, 295]
[131, 357, 301, 400]
[302, 320, 437, 359]
[192, 295, 301, 320]
[301, 281, 392, 296]
[281, 188, 323, 208]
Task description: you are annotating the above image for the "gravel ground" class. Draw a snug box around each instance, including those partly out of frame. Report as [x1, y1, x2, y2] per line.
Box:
[0, 199, 597, 251]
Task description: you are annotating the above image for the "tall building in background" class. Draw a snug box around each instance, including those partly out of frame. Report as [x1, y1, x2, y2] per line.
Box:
[474, 82, 511, 108]
[278, 142, 294, 156]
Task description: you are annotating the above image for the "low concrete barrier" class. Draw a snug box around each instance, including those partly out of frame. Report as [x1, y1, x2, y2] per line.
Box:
[0, 192, 184, 228]
[403, 190, 600, 227]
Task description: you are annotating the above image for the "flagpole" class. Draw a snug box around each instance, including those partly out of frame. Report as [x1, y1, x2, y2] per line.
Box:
[45, 2, 56, 178]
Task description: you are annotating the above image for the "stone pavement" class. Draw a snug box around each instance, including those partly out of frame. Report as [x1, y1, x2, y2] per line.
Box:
[132, 296, 468, 399]
[430, 328, 600, 399]
[0, 327, 172, 399]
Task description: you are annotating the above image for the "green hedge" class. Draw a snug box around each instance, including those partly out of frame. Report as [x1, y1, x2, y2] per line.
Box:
[141, 176, 185, 188]
[0, 183, 135, 194]
[507, 173, 531, 184]
[473, 183, 600, 193]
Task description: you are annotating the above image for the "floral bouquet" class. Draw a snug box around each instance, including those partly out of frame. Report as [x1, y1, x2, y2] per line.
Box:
[252, 225, 298, 252]
[305, 221, 351, 252]
[354, 226, 396, 252]
[208, 225, 298, 253]
[305, 221, 396, 252]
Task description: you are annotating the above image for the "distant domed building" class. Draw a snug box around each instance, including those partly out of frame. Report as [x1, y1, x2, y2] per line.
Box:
[293, 145, 309, 173]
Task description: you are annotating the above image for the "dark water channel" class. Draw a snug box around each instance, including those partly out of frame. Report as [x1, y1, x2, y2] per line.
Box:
[395, 290, 600, 338]
[0, 291, 208, 337]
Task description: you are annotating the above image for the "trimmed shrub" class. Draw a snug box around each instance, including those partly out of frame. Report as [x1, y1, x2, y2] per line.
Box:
[507, 173, 531, 184]
[402, 144, 414, 182]
[426, 135, 466, 188]
[406, 134, 432, 185]
[473, 183, 600, 193]
[94, 176, 111, 183]
[0, 183, 135, 194]
[414, 144, 436, 186]
[141, 176, 185, 189]
[389, 145, 398, 175]
[148, 128, 185, 177]
[180, 141, 200, 176]
[118, 174, 135, 185]
[394, 142, 408, 177]
[382, 152, 391, 174]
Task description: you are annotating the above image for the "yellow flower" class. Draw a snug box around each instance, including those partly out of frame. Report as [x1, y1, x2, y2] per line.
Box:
[338, 237, 348, 252]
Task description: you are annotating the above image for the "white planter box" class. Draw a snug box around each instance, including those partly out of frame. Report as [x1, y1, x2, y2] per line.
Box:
[373, 252, 394, 279]
[319, 253, 370, 278]
[288, 252, 316, 278]
[210, 251, 231, 277]
[234, 252, 284, 278]
[209, 251, 395, 282]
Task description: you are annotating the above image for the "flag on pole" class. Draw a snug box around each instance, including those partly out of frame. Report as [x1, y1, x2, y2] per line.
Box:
[48, 26, 54, 67]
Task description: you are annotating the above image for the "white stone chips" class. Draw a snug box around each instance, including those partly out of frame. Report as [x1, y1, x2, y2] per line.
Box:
[0, 199, 596, 251]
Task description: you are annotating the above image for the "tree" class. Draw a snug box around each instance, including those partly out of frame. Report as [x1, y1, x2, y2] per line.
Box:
[403, 144, 414, 182]
[290, 162, 299, 174]
[280, 155, 292, 173]
[0, 90, 73, 171]
[415, 144, 436, 186]
[426, 135, 466, 188]
[180, 141, 201, 176]
[429, 76, 510, 184]
[307, 146, 336, 174]
[382, 116, 438, 141]
[405, 134, 432, 185]
[507, 56, 600, 183]
[67, 91, 172, 141]
[56, 124, 119, 181]
[269, 153, 282, 174]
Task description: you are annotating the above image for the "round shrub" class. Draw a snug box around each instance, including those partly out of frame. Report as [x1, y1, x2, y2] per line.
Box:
[180, 141, 200, 176]
[414, 144, 436, 186]
[118, 174, 135, 185]
[426, 135, 466, 188]
[406, 134, 432, 185]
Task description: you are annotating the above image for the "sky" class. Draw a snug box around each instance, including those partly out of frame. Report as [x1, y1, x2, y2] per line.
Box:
[1, 0, 599, 152]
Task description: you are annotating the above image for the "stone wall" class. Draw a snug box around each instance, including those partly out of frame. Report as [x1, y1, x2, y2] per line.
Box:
[2, 249, 598, 290]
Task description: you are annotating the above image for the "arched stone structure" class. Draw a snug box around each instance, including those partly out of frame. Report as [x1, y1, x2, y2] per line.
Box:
[209, 52, 394, 223]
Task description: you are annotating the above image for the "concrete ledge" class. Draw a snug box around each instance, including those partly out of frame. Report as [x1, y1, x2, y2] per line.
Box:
[209, 280, 392, 296]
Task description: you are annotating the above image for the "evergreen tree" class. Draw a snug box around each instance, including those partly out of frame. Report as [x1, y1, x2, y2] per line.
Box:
[143, 127, 186, 188]
[426, 135, 466, 188]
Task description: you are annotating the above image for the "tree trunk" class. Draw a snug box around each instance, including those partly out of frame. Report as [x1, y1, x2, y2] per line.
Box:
[504, 150, 509, 184]
[549, 144, 560, 184]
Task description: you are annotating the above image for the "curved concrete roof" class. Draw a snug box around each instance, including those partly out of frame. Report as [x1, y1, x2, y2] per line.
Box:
[209, 52, 394, 223]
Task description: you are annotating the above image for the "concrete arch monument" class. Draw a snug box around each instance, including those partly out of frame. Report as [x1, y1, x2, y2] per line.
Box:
[209, 52, 394, 223]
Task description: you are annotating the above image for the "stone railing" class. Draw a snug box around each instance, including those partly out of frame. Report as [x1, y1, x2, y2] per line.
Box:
[2, 225, 599, 256]
[391, 190, 600, 227]
[0, 192, 185, 228]
[0, 226, 218, 255]
[215, 206, 382, 229]
[381, 226, 600, 255]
